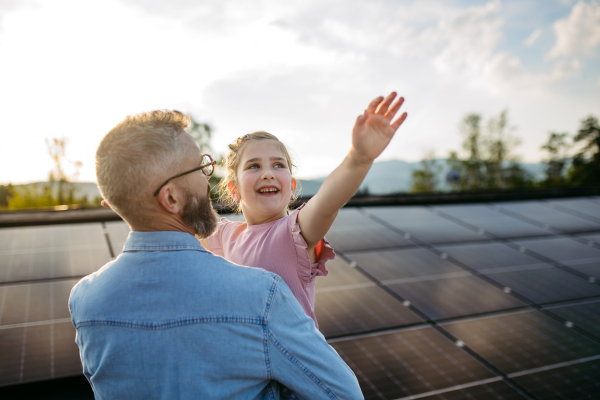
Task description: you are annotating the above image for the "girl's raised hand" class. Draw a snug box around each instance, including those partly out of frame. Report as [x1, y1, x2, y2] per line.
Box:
[351, 92, 407, 164]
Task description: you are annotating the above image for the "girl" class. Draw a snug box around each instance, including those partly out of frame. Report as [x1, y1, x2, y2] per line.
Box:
[200, 92, 407, 327]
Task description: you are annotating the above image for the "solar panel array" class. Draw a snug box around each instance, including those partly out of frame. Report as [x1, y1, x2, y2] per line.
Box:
[1, 197, 600, 399]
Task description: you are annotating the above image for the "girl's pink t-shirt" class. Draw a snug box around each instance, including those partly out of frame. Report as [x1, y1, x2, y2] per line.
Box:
[206, 204, 334, 327]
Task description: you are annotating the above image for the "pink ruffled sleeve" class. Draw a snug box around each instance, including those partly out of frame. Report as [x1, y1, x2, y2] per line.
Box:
[289, 203, 335, 284]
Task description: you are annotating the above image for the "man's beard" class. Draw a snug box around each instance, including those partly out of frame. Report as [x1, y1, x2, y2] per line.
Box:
[181, 186, 218, 239]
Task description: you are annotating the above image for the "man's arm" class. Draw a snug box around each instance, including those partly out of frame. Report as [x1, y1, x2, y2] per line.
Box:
[266, 278, 364, 399]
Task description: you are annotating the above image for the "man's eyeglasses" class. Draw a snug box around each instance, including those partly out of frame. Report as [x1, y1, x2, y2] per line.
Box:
[153, 154, 216, 197]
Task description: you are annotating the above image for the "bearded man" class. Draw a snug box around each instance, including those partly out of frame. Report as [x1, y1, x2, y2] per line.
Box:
[68, 110, 363, 399]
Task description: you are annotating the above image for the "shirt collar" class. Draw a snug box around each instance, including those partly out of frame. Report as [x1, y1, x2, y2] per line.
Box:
[124, 231, 207, 252]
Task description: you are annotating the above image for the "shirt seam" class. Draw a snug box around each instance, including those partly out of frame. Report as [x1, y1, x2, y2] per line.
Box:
[267, 329, 337, 399]
[263, 276, 280, 380]
[74, 316, 265, 330]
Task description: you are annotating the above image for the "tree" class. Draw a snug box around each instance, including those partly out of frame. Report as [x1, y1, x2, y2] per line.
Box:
[45, 137, 82, 204]
[541, 132, 570, 186]
[0, 184, 14, 208]
[568, 116, 600, 185]
[459, 113, 485, 189]
[188, 117, 213, 154]
[482, 110, 521, 189]
[411, 151, 441, 193]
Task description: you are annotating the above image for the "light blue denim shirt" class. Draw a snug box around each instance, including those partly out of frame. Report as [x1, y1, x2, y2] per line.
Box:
[69, 231, 363, 400]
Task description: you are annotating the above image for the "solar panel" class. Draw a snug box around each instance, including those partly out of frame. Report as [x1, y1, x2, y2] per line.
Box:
[315, 257, 372, 288]
[366, 207, 486, 244]
[576, 232, 600, 244]
[513, 237, 600, 263]
[544, 300, 600, 339]
[411, 380, 529, 400]
[435, 242, 542, 271]
[433, 205, 550, 239]
[0, 322, 81, 387]
[385, 275, 526, 320]
[482, 266, 600, 304]
[547, 198, 600, 220]
[0, 224, 110, 284]
[327, 209, 413, 251]
[347, 248, 467, 282]
[560, 258, 600, 280]
[329, 327, 497, 400]
[512, 359, 600, 400]
[104, 221, 130, 256]
[441, 310, 600, 374]
[315, 257, 424, 338]
[493, 201, 600, 233]
[315, 285, 423, 338]
[0, 280, 76, 326]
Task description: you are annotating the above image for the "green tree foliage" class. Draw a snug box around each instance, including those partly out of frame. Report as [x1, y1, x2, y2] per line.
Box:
[187, 116, 224, 200]
[188, 117, 213, 154]
[5, 138, 99, 209]
[442, 110, 533, 191]
[411, 151, 441, 193]
[540, 132, 570, 186]
[0, 184, 14, 207]
[568, 116, 600, 185]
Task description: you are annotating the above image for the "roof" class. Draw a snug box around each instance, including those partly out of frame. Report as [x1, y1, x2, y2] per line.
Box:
[1, 196, 599, 399]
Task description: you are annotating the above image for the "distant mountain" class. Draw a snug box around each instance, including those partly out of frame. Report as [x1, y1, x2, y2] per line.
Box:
[297, 159, 546, 197]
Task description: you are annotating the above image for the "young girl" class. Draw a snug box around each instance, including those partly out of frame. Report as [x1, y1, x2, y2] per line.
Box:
[199, 92, 407, 327]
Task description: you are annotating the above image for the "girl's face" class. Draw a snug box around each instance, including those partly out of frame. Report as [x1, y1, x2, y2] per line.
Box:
[233, 140, 295, 224]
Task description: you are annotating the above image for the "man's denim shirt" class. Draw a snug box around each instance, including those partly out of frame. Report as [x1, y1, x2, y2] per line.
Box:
[69, 231, 363, 400]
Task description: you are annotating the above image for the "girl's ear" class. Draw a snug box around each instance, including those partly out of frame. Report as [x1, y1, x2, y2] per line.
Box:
[291, 178, 297, 194]
[227, 182, 240, 201]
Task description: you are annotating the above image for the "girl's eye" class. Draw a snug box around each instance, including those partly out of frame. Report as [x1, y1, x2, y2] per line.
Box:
[248, 164, 260, 169]
[274, 163, 285, 168]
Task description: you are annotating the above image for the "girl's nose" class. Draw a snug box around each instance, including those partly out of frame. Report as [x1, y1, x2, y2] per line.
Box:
[261, 169, 275, 179]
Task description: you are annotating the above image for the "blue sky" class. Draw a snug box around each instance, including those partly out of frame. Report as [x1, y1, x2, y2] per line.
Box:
[0, 0, 598, 183]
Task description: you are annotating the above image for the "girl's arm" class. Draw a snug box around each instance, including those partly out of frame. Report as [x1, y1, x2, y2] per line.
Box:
[297, 92, 407, 249]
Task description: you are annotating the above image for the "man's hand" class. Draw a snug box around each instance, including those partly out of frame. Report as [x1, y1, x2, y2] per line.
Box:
[350, 92, 407, 165]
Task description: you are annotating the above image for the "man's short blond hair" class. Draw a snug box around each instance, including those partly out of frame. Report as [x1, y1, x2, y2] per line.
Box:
[96, 110, 191, 225]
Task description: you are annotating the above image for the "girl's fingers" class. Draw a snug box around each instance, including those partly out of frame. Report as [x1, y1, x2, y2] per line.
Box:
[375, 92, 397, 115]
[384, 97, 404, 121]
[391, 112, 408, 131]
[366, 96, 384, 114]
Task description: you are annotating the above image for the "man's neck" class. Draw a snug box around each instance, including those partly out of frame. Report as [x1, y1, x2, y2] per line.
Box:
[129, 214, 194, 235]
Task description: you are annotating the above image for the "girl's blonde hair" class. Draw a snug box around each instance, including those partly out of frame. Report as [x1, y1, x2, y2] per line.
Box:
[218, 131, 298, 213]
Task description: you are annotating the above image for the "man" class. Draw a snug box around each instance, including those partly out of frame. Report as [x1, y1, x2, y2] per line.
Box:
[69, 110, 363, 399]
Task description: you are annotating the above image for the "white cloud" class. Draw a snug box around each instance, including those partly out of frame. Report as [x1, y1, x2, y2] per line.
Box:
[0, 0, 598, 184]
[549, 1, 600, 58]
[524, 27, 543, 46]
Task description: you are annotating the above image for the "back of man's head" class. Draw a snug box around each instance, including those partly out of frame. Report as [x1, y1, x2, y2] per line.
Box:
[96, 110, 190, 226]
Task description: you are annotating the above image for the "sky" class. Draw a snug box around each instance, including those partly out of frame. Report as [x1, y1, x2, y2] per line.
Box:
[0, 0, 599, 183]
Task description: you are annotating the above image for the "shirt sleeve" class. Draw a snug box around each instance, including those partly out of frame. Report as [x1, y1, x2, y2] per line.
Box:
[288, 204, 335, 284]
[266, 277, 364, 399]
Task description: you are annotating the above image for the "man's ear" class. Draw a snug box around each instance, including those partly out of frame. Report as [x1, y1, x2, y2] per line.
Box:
[227, 182, 240, 201]
[156, 185, 183, 215]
